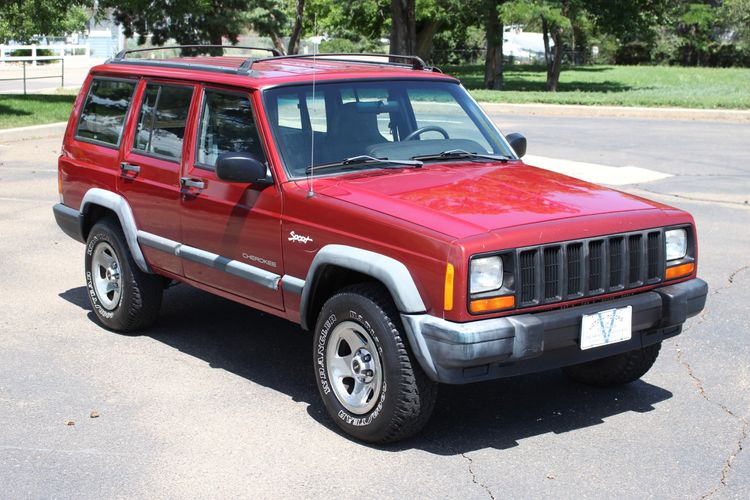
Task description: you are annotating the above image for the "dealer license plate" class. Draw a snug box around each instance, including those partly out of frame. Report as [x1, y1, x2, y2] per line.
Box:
[580, 306, 632, 350]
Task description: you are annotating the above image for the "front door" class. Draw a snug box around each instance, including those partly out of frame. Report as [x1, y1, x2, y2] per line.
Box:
[179, 86, 284, 310]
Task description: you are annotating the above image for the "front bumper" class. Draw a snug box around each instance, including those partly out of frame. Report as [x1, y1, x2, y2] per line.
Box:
[401, 278, 708, 384]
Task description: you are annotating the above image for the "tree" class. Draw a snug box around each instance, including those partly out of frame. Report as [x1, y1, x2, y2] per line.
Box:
[0, 0, 92, 44]
[503, 0, 573, 91]
[287, 0, 306, 54]
[100, 0, 288, 54]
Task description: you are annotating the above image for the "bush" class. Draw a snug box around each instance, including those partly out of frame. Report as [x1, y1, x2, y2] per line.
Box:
[319, 38, 383, 54]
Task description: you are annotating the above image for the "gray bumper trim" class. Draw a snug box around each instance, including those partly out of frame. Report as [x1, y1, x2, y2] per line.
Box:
[401, 278, 708, 384]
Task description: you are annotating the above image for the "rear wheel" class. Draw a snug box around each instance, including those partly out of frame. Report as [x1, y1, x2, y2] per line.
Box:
[85, 217, 163, 332]
[563, 343, 662, 387]
[313, 283, 437, 443]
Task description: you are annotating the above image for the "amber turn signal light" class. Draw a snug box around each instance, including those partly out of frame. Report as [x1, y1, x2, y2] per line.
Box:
[470, 295, 515, 313]
[666, 262, 695, 280]
[444, 263, 455, 311]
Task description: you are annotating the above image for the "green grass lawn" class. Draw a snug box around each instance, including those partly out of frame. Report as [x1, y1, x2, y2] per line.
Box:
[451, 64, 750, 109]
[0, 94, 76, 129]
[1, 65, 748, 129]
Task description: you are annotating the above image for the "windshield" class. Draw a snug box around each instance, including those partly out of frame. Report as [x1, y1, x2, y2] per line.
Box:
[263, 80, 515, 178]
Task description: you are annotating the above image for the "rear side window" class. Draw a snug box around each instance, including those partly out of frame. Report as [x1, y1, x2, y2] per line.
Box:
[75, 78, 136, 147]
[133, 83, 194, 161]
[195, 89, 266, 169]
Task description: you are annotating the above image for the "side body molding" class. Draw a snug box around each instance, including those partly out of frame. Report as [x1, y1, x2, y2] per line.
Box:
[80, 188, 151, 273]
[299, 244, 427, 330]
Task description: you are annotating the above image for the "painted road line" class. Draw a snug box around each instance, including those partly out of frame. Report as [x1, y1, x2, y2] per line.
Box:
[524, 154, 672, 186]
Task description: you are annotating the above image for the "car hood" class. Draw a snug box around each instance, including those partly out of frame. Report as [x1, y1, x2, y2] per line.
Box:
[307, 161, 667, 239]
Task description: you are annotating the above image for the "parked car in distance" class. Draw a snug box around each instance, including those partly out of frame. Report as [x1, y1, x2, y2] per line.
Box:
[53, 47, 708, 443]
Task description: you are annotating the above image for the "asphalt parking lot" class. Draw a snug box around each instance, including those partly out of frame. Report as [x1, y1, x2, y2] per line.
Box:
[1, 113, 748, 499]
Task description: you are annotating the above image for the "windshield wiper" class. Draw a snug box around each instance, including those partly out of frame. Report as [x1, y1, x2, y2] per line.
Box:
[305, 155, 423, 174]
[411, 149, 513, 162]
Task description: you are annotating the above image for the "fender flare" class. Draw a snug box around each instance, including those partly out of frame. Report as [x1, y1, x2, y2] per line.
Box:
[80, 188, 151, 273]
[299, 244, 427, 330]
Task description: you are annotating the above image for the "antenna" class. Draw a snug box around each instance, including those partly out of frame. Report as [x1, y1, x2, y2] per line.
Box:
[306, 16, 318, 199]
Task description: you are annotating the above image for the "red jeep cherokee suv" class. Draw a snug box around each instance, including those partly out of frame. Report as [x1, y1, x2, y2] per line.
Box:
[53, 47, 707, 443]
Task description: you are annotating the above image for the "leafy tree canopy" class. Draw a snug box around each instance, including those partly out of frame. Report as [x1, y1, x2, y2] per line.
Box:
[0, 0, 92, 44]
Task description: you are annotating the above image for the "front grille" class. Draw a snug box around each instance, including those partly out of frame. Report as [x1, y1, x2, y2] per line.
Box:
[516, 229, 663, 307]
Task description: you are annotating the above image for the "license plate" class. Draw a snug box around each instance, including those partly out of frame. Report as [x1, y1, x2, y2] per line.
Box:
[580, 306, 632, 350]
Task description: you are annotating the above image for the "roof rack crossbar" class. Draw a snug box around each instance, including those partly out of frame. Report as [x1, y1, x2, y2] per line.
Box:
[113, 45, 282, 60]
[246, 53, 431, 72]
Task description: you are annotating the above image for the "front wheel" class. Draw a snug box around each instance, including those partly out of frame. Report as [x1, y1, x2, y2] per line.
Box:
[563, 342, 662, 387]
[313, 283, 437, 443]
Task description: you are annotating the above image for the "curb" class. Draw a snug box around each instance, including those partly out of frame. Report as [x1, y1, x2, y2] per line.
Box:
[0, 122, 67, 143]
[477, 102, 750, 122]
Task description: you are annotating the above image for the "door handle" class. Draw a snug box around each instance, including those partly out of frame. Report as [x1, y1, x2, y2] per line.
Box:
[120, 162, 140, 175]
[180, 177, 205, 190]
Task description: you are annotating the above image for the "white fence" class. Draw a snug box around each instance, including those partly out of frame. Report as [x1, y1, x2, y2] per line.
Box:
[0, 43, 90, 66]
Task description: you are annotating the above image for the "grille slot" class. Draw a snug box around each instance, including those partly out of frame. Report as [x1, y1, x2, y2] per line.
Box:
[589, 240, 604, 292]
[647, 231, 660, 280]
[609, 237, 624, 288]
[513, 229, 662, 308]
[519, 249, 537, 304]
[543, 246, 561, 300]
[629, 234, 642, 284]
[567, 243, 582, 295]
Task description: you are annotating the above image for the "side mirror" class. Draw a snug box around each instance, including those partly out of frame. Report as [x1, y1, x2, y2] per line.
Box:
[506, 132, 527, 158]
[216, 152, 271, 184]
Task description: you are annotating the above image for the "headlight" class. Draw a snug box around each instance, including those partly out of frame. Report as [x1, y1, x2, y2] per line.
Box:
[470, 256, 503, 294]
[665, 229, 687, 261]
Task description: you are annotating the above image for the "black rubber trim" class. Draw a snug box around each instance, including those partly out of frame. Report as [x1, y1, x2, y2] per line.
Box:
[406, 278, 707, 384]
[53, 203, 85, 243]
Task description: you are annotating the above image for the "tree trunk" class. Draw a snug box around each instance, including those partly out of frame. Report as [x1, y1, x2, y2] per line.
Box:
[415, 19, 441, 61]
[270, 33, 286, 55]
[484, 0, 503, 90]
[287, 0, 305, 55]
[390, 0, 416, 55]
[542, 17, 551, 69]
[546, 30, 564, 91]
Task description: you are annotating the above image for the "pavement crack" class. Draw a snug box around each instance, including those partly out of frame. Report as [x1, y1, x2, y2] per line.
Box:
[423, 436, 495, 499]
[461, 452, 496, 500]
[675, 265, 749, 498]
[676, 345, 748, 499]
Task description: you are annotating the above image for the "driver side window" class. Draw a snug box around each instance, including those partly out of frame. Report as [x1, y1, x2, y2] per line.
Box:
[407, 89, 493, 153]
[195, 89, 266, 170]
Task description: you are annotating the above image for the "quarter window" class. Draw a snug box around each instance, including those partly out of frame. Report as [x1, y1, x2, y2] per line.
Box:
[196, 90, 266, 168]
[75, 78, 136, 147]
[133, 84, 194, 161]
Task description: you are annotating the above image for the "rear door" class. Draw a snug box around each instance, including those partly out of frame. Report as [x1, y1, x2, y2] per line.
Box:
[178, 86, 284, 310]
[118, 80, 198, 276]
[62, 76, 138, 206]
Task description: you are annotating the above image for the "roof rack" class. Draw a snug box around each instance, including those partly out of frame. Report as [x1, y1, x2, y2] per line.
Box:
[108, 45, 283, 75]
[243, 53, 437, 72]
[106, 46, 441, 76]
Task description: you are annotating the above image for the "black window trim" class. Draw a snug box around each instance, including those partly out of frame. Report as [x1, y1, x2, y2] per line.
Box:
[131, 80, 196, 164]
[192, 85, 266, 173]
[74, 76, 139, 150]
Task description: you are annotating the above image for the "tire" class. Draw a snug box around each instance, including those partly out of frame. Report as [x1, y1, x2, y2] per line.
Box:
[563, 342, 662, 387]
[313, 283, 437, 443]
[84, 217, 163, 332]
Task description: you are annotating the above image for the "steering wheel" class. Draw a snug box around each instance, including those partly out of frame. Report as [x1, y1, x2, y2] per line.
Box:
[403, 125, 450, 141]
